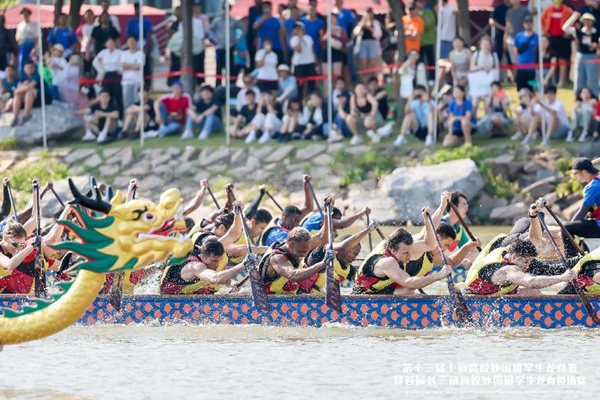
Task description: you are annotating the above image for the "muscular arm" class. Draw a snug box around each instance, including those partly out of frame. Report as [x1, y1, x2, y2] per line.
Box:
[271, 254, 326, 282]
[498, 266, 570, 289]
[184, 184, 207, 217]
[0, 244, 36, 271]
[332, 208, 367, 230]
[376, 258, 447, 290]
[447, 241, 477, 268]
[194, 262, 246, 285]
[571, 205, 590, 222]
[226, 244, 268, 257]
[309, 206, 330, 249]
[300, 176, 314, 217]
[219, 211, 243, 247]
[334, 226, 371, 252]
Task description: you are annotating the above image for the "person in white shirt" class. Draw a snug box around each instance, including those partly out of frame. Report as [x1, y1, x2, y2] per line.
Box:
[79, 10, 97, 74]
[235, 75, 261, 113]
[523, 85, 570, 146]
[438, 0, 457, 59]
[290, 22, 317, 99]
[15, 8, 38, 75]
[98, 1, 121, 34]
[121, 35, 145, 109]
[255, 38, 279, 93]
[48, 44, 67, 101]
[93, 37, 123, 115]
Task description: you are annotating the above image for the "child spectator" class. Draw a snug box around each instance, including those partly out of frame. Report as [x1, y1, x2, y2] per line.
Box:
[183, 85, 222, 140]
[77, 89, 119, 144]
[444, 85, 476, 147]
[279, 98, 308, 142]
[567, 86, 597, 142]
[48, 44, 67, 101]
[0, 65, 17, 113]
[276, 64, 298, 106]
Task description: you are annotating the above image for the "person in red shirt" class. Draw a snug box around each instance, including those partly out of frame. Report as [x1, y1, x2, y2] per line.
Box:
[145, 80, 192, 138]
[592, 99, 600, 142]
[541, 0, 573, 86]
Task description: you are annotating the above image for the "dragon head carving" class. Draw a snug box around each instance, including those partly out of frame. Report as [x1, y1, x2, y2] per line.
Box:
[53, 177, 193, 273]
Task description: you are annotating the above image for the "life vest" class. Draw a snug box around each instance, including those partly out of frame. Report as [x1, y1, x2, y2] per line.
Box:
[0, 248, 49, 294]
[588, 177, 600, 222]
[259, 218, 290, 247]
[572, 246, 600, 294]
[258, 242, 304, 294]
[441, 215, 468, 252]
[470, 234, 507, 270]
[465, 246, 518, 295]
[297, 244, 355, 294]
[404, 251, 435, 278]
[353, 250, 401, 294]
[160, 231, 228, 295]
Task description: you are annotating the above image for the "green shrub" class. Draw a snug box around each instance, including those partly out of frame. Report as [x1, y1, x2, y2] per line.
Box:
[480, 164, 519, 200]
[423, 144, 497, 166]
[7, 160, 70, 192]
[0, 138, 18, 151]
[556, 179, 580, 199]
[336, 150, 396, 187]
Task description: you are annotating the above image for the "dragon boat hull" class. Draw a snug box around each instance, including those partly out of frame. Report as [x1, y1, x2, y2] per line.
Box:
[2, 294, 599, 329]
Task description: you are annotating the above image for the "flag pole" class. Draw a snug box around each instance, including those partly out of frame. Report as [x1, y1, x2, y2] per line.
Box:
[225, 1, 231, 148]
[139, 0, 145, 147]
[432, 0, 443, 144]
[35, 2, 47, 149]
[536, 0, 545, 135]
[327, 0, 333, 140]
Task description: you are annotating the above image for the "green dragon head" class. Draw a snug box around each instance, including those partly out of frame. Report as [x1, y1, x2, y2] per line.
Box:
[52, 177, 193, 273]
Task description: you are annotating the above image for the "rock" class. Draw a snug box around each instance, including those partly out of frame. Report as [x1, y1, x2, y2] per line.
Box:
[576, 142, 600, 159]
[83, 153, 103, 168]
[231, 165, 255, 180]
[42, 176, 89, 216]
[351, 193, 402, 225]
[150, 153, 173, 168]
[417, 148, 434, 161]
[320, 175, 342, 189]
[285, 170, 304, 188]
[0, 102, 83, 146]
[358, 178, 378, 191]
[99, 164, 120, 177]
[508, 162, 525, 180]
[327, 143, 346, 153]
[193, 170, 210, 182]
[312, 153, 333, 166]
[246, 156, 261, 169]
[153, 164, 172, 175]
[265, 144, 295, 163]
[198, 147, 230, 167]
[230, 148, 246, 166]
[563, 200, 583, 221]
[122, 164, 150, 177]
[518, 174, 536, 189]
[166, 147, 182, 156]
[103, 148, 121, 158]
[563, 193, 583, 207]
[380, 159, 484, 223]
[64, 148, 96, 165]
[523, 160, 542, 175]
[310, 166, 331, 179]
[545, 191, 559, 206]
[120, 147, 134, 168]
[490, 202, 528, 222]
[70, 165, 85, 175]
[475, 193, 509, 217]
[174, 162, 195, 177]
[343, 145, 370, 155]
[140, 175, 163, 191]
[253, 170, 272, 183]
[535, 168, 560, 182]
[521, 180, 552, 200]
[181, 146, 200, 162]
[253, 145, 274, 161]
[295, 144, 326, 162]
[0, 158, 14, 173]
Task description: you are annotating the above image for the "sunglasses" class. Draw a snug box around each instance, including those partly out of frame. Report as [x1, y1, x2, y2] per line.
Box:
[6, 237, 22, 248]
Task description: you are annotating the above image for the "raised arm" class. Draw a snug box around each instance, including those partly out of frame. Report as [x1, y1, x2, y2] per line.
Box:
[378, 257, 450, 290]
[334, 219, 379, 252]
[219, 202, 244, 247]
[126, 179, 140, 202]
[309, 197, 333, 249]
[300, 174, 314, 217]
[332, 207, 371, 230]
[411, 207, 437, 254]
[271, 253, 326, 282]
[184, 179, 208, 217]
[528, 203, 542, 242]
[244, 184, 266, 219]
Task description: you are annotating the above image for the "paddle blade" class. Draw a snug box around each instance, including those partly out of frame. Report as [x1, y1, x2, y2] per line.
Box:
[249, 268, 270, 312]
[108, 272, 125, 311]
[325, 261, 342, 312]
[446, 275, 475, 326]
[33, 261, 47, 299]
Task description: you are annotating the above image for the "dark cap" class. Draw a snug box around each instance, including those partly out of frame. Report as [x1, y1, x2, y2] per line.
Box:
[523, 15, 534, 23]
[572, 157, 599, 174]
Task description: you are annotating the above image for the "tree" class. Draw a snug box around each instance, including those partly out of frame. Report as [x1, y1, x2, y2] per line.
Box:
[180, 0, 194, 94]
[388, 0, 406, 119]
[68, 0, 83, 30]
[456, 0, 471, 44]
[54, 0, 64, 26]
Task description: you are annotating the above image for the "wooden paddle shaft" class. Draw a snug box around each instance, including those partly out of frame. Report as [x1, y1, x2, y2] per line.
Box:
[542, 204, 585, 256]
[265, 190, 283, 212]
[449, 202, 483, 252]
[6, 183, 17, 220]
[207, 186, 220, 209]
[307, 181, 323, 217]
[366, 214, 373, 252]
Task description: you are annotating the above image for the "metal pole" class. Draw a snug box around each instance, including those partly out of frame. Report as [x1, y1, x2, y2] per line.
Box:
[225, 1, 231, 147]
[327, 0, 333, 141]
[139, 0, 145, 147]
[36, 2, 47, 149]
[536, 0, 545, 135]
[432, 0, 443, 144]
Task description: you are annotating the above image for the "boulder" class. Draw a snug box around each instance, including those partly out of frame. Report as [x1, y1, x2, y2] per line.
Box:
[380, 159, 484, 223]
[475, 193, 509, 218]
[490, 202, 528, 222]
[351, 193, 403, 225]
[83, 153, 103, 168]
[42, 176, 89, 216]
[563, 200, 583, 221]
[523, 160, 542, 175]
[576, 142, 600, 159]
[295, 144, 326, 162]
[521, 180, 552, 200]
[490, 153, 515, 177]
[64, 148, 97, 165]
[0, 102, 83, 146]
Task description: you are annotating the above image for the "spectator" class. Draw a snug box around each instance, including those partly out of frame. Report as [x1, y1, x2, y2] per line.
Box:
[301, 2, 324, 58]
[330, 77, 347, 109]
[579, 0, 600, 32]
[285, 6, 302, 59]
[93, 37, 123, 115]
[127, 3, 153, 90]
[15, 8, 38, 75]
[0, 16, 15, 73]
[193, 2, 211, 34]
[523, 85, 569, 146]
[478, 81, 512, 138]
[354, 7, 383, 82]
[47, 13, 78, 59]
[402, 3, 424, 54]
[449, 37, 471, 87]
[367, 76, 392, 127]
[333, 0, 357, 83]
[255, 38, 280, 93]
[320, 13, 348, 92]
[145, 81, 192, 139]
[308, 0, 327, 25]
[210, 4, 245, 87]
[505, 0, 530, 75]
[540, 34, 558, 87]
[176, 3, 206, 86]
[233, 28, 249, 78]
[231, 90, 259, 140]
[347, 83, 384, 145]
[253, 1, 287, 63]
[78, 10, 96, 74]
[416, 0, 436, 82]
[253, 91, 284, 144]
[513, 15, 538, 91]
[48, 44, 67, 101]
[290, 22, 318, 99]
[122, 87, 158, 140]
[470, 35, 500, 108]
[121, 36, 145, 110]
[513, 87, 534, 141]
[529, 0, 553, 33]
[436, 87, 454, 134]
[567, 86, 597, 142]
[300, 92, 329, 140]
[77, 89, 119, 144]
[331, 90, 353, 142]
[91, 12, 120, 54]
[59, 53, 84, 109]
[542, 0, 573, 87]
[0, 65, 17, 113]
[398, 50, 428, 99]
[167, 29, 200, 87]
[394, 84, 434, 147]
[11, 60, 52, 127]
[276, 64, 298, 105]
[98, 1, 122, 34]
[444, 85, 476, 148]
[183, 85, 222, 140]
[168, 6, 182, 36]
[279, 98, 307, 141]
[248, 0, 264, 69]
[490, 0, 510, 64]
[235, 75, 261, 113]
[564, 12, 600, 96]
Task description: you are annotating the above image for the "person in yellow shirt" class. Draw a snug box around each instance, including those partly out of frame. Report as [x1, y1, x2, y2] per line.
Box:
[402, 3, 425, 54]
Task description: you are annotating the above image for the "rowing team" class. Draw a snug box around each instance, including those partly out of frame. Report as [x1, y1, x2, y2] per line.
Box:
[0, 156, 599, 298]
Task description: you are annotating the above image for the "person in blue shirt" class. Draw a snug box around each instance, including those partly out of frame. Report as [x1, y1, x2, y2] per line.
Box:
[285, 6, 302, 63]
[252, 1, 287, 64]
[513, 15, 538, 91]
[47, 13, 78, 59]
[334, 0, 357, 82]
[301, 2, 324, 57]
[0, 65, 18, 112]
[11, 61, 52, 127]
[443, 85, 475, 148]
[563, 158, 600, 257]
[127, 3, 153, 88]
[260, 174, 314, 247]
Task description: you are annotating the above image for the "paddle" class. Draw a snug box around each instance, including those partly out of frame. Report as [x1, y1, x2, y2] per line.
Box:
[265, 190, 283, 212]
[227, 185, 256, 246]
[449, 202, 483, 252]
[236, 205, 270, 311]
[324, 201, 342, 312]
[108, 184, 137, 311]
[538, 197, 585, 256]
[536, 210, 600, 326]
[426, 212, 474, 326]
[32, 179, 47, 299]
[366, 214, 374, 252]
[206, 185, 220, 209]
[6, 179, 17, 220]
[307, 180, 323, 217]
[47, 182, 65, 208]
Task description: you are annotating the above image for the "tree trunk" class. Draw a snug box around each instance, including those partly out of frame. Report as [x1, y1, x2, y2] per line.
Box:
[181, 0, 194, 94]
[54, 0, 64, 26]
[456, 0, 471, 45]
[388, 0, 406, 120]
[68, 0, 82, 30]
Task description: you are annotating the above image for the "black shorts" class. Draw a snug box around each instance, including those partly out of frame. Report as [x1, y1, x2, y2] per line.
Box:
[321, 49, 346, 63]
[415, 126, 428, 140]
[294, 63, 317, 79]
[257, 80, 279, 93]
[32, 89, 52, 108]
[549, 35, 571, 61]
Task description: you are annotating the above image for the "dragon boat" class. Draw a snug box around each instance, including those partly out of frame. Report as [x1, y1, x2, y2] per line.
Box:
[2, 293, 599, 330]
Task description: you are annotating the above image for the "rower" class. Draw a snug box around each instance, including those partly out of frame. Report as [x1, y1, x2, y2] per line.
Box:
[258, 197, 333, 294]
[227, 209, 272, 264]
[441, 191, 471, 252]
[298, 218, 381, 294]
[560, 246, 600, 294]
[352, 208, 453, 295]
[563, 157, 600, 257]
[260, 174, 314, 246]
[300, 206, 372, 235]
[160, 237, 251, 294]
